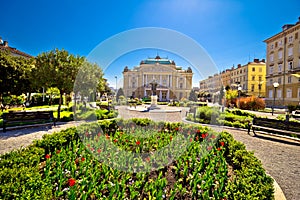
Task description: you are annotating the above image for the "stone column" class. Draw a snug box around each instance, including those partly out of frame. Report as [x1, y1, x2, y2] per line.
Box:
[167, 90, 170, 100]
[159, 90, 162, 101]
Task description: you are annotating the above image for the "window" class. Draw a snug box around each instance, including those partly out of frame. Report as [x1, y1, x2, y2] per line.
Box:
[270, 44, 274, 50]
[259, 76, 262, 81]
[288, 36, 293, 43]
[269, 66, 273, 74]
[269, 90, 273, 98]
[179, 83, 183, 89]
[269, 54, 274, 62]
[258, 84, 262, 90]
[132, 82, 136, 88]
[275, 42, 278, 48]
[279, 40, 283, 46]
[252, 76, 255, 81]
[288, 61, 293, 70]
[252, 67, 255, 72]
[278, 64, 282, 72]
[288, 76, 292, 83]
[251, 84, 255, 92]
[278, 50, 283, 59]
[278, 77, 281, 84]
[277, 89, 282, 98]
[286, 89, 292, 98]
[259, 67, 262, 72]
[298, 88, 300, 98]
[288, 47, 293, 56]
[270, 79, 273, 85]
[296, 32, 298, 40]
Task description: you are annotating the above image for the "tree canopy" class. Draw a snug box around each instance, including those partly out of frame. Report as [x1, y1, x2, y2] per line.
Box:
[34, 49, 85, 119]
[188, 89, 198, 102]
[0, 50, 34, 101]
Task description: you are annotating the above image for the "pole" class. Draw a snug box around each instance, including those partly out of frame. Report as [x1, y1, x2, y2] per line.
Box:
[238, 90, 240, 109]
[115, 76, 117, 96]
[42, 87, 45, 102]
[272, 87, 276, 116]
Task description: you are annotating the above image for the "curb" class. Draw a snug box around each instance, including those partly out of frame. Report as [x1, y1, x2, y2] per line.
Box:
[270, 174, 286, 200]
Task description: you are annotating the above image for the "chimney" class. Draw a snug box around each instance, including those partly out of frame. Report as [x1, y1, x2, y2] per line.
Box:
[3, 41, 8, 47]
[253, 58, 259, 63]
[261, 59, 265, 63]
[237, 64, 241, 68]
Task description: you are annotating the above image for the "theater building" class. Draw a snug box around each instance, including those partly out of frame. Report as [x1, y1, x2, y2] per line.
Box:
[123, 56, 193, 101]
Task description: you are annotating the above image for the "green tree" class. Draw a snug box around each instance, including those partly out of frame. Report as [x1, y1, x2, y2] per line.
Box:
[34, 49, 85, 120]
[116, 88, 125, 102]
[46, 87, 60, 105]
[0, 50, 34, 102]
[188, 89, 198, 102]
[218, 86, 225, 105]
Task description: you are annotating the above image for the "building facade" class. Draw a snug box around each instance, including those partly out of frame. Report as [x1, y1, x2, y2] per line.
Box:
[0, 38, 32, 58]
[199, 59, 266, 98]
[123, 56, 193, 101]
[230, 59, 266, 97]
[264, 17, 300, 106]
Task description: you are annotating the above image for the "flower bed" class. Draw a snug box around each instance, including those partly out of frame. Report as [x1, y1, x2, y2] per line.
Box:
[0, 119, 274, 199]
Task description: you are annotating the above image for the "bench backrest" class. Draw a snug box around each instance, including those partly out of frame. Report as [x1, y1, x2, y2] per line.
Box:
[253, 117, 300, 133]
[3, 111, 54, 122]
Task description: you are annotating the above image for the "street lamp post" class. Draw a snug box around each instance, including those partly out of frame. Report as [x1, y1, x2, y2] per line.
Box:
[238, 85, 242, 109]
[115, 76, 117, 96]
[272, 82, 279, 116]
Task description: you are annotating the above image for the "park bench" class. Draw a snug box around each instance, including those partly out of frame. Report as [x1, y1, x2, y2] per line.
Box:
[292, 110, 300, 119]
[248, 117, 300, 137]
[2, 111, 56, 132]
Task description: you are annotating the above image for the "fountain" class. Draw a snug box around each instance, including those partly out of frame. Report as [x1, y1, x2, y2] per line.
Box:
[149, 80, 159, 110]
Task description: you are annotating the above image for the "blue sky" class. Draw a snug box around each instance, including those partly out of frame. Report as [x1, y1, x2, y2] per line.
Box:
[1, 0, 300, 87]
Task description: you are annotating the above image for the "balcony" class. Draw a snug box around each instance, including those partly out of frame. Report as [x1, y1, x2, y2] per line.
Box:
[291, 66, 300, 73]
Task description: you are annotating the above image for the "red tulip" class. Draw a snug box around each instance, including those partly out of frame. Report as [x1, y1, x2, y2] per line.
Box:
[68, 178, 76, 187]
[145, 157, 151, 162]
[220, 141, 225, 146]
[81, 157, 85, 161]
[45, 154, 51, 159]
[97, 149, 101, 153]
[136, 141, 141, 145]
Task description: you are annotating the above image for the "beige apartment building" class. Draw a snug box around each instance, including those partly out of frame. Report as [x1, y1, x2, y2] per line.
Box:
[264, 17, 300, 106]
[199, 59, 266, 98]
[123, 56, 193, 101]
